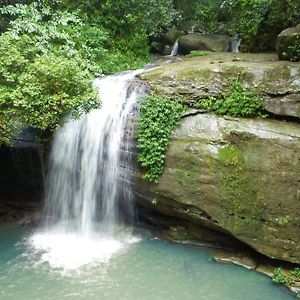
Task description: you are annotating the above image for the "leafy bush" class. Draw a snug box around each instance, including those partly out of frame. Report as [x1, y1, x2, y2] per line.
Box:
[0, 2, 100, 143]
[0, 43, 96, 143]
[137, 95, 184, 182]
[291, 267, 300, 279]
[194, 0, 221, 33]
[64, 0, 179, 38]
[272, 267, 294, 286]
[191, 0, 300, 51]
[195, 77, 266, 118]
[186, 50, 209, 58]
[282, 42, 300, 62]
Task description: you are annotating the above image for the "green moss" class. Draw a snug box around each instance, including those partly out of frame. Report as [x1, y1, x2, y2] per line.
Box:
[176, 68, 214, 81]
[218, 145, 245, 166]
[217, 145, 264, 231]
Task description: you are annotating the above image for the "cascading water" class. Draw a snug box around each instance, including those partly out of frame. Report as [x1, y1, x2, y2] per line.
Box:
[170, 39, 179, 56]
[30, 70, 145, 270]
[229, 36, 242, 53]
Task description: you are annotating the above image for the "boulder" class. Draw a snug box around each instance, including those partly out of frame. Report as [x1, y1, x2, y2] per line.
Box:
[130, 113, 300, 264]
[150, 41, 164, 54]
[163, 29, 184, 46]
[163, 45, 172, 56]
[134, 52, 300, 264]
[276, 24, 300, 61]
[140, 52, 300, 119]
[178, 33, 230, 54]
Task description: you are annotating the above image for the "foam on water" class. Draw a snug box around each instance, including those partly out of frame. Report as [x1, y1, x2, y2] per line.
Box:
[29, 231, 140, 271]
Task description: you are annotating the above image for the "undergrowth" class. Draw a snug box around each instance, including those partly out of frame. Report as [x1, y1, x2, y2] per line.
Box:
[195, 77, 267, 118]
[186, 51, 209, 58]
[137, 95, 184, 182]
[272, 266, 300, 289]
[272, 268, 294, 286]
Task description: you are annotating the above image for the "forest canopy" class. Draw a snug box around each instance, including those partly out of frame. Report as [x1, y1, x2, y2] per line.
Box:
[0, 0, 299, 144]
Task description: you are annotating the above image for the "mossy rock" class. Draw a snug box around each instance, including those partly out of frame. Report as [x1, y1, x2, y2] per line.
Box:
[276, 24, 300, 62]
[178, 34, 231, 54]
[139, 52, 300, 119]
[130, 113, 300, 264]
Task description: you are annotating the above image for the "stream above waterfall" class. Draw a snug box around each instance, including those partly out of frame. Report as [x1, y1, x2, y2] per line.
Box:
[0, 224, 295, 300]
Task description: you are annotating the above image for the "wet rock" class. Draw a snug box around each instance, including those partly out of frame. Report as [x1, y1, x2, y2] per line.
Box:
[213, 249, 258, 270]
[150, 41, 164, 54]
[178, 33, 231, 54]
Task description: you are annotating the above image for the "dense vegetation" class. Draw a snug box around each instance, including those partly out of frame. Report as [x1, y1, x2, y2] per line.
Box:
[1, 0, 299, 144]
[194, 77, 266, 118]
[178, 0, 300, 51]
[137, 95, 184, 182]
[0, 0, 178, 143]
[272, 267, 300, 288]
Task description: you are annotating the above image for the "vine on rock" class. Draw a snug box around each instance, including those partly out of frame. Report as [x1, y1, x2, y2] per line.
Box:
[137, 95, 184, 183]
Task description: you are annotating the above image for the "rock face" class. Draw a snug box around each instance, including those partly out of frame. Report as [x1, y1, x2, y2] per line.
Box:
[131, 113, 300, 264]
[178, 33, 230, 54]
[277, 24, 300, 62]
[0, 129, 44, 224]
[131, 53, 300, 264]
[140, 52, 300, 119]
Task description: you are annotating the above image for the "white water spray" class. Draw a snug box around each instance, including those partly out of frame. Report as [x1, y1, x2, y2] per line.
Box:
[170, 39, 179, 56]
[31, 71, 145, 270]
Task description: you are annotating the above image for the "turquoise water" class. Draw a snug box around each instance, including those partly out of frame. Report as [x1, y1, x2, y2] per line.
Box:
[0, 224, 295, 300]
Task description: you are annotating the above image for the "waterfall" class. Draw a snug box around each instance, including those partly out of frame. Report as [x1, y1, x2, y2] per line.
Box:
[170, 39, 179, 56]
[30, 70, 145, 270]
[230, 36, 242, 53]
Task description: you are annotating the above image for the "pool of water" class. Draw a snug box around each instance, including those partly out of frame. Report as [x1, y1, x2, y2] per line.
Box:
[0, 224, 295, 300]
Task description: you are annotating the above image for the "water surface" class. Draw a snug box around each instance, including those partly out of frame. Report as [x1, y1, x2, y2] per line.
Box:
[0, 224, 295, 300]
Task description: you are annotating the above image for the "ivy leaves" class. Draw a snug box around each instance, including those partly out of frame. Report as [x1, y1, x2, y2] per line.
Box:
[137, 95, 184, 182]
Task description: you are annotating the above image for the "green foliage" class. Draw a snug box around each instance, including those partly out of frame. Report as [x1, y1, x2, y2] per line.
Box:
[137, 95, 184, 182]
[291, 267, 300, 279]
[195, 77, 266, 118]
[16, 55, 96, 129]
[220, 0, 271, 48]
[191, 0, 300, 51]
[272, 268, 294, 286]
[64, 0, 179, 38]
[0, 2, 99, 143]
[151, 197, 158, 205]
[194, 0, 221, 32]
[186, 51, 209, 58]
[282, 40, 300, 62]
[0, 43, 96, 143]
[0, 0, 179, 143]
